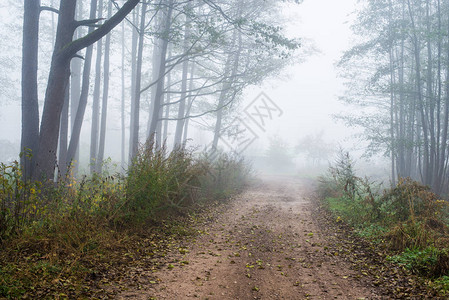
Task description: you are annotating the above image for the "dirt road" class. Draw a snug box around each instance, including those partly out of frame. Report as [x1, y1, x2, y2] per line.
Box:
[119, 176, 380, 299]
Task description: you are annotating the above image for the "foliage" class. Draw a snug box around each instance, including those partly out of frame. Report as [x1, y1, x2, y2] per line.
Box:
[0, 160, 43, 242]
[433, 276, 449, 296]
[125, 142, 203, 223]
[380, 178, 445, 223]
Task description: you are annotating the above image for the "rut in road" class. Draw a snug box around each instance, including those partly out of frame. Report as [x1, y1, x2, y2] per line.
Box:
[119, 176, 380, 299]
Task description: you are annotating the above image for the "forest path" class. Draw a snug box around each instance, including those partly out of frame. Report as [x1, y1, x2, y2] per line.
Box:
[118, 176, 379, 299]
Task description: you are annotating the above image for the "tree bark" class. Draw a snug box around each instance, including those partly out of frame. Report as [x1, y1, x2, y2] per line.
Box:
[58, 84, 70, 179]
[129, 1, 148, 159]
[34, 0, 77, 180]
[121, 19, 126, 170]
[90, 0, 104, 174]
[173, 11, 191, 149]
[97, 0, 112, 174]
[69, 1, 84, 177]
[21, 0, 41, 179]
[148, 0, 173, 143]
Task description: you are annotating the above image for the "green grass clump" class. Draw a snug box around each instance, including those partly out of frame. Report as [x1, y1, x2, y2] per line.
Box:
[433, 276, 449, 296]
[388, 247, 448, 277]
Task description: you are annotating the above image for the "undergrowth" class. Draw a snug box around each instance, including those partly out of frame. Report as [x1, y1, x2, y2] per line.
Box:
[0, 144, 250, 298]
[317, 150, 449, 295]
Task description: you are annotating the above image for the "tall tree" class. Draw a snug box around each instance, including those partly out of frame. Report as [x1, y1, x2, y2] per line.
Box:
[129, 1, 148, 159]
[21, 0, 41, 179]
[97, 0, 113, 174]
[32, 0, 140, 180]
[147, 0, 174, 144]
[90, 0, 104, 174]
[173, 4, 192, 148]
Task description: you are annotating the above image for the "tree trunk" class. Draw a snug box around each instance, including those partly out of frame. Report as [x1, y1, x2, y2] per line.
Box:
[121, 20, 126, 170]
[162, 46, 172, 144]
[69, 1, 84, 177]
[173, 8, 191, 149]
[439, 9, 449, 193]
[212, 29, 242, 150]
[182, 62, 196, 145]
[90, 0, 104, 174]
[146, 12, 162, 140]
[97, 0, 112, 174]
[129, 1, 148, 159]
[128, 5, 139, 163]
[407, 0, 429, 184]
[66, 0, 98, 176]
[58, 84, 70, 179]
[21, 0, 41, 179]
[148, 0, 173, 142]
[34, 0, 77, 180]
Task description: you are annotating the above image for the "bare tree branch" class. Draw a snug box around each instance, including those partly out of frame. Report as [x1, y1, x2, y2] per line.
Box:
[75, 18, 105, 28]
[40, 6, 59, 14]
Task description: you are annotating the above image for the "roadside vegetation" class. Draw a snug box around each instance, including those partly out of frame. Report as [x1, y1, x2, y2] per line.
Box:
[0, 145, 251, 299]
[317, 151, 449, 296]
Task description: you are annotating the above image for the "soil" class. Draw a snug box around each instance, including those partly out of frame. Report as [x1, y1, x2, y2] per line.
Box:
[116, 175, 385, 299]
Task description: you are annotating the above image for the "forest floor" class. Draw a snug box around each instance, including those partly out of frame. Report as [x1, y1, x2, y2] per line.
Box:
[108, 175, 436, 299]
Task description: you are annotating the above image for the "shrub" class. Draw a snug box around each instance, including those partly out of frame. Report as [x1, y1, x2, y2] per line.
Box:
[124, 142, 204, 223]
[380, 178, 446, 223]
[0, 160, 44, 241]
[197, 151, 251, 199]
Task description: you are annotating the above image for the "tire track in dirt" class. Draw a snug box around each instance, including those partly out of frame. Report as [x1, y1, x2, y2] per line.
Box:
[118, 175, 380, 299]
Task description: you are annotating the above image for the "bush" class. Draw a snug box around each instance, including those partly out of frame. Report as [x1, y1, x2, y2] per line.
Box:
[380, 178, 446, 223]
[124, 142, 204, 223]
[319, 151, 382, 224]
[198, 151, 251, 199]
[0, 160, 44, 241]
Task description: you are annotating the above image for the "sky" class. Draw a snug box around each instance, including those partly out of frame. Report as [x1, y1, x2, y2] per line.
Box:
[241, 0, 359, 155]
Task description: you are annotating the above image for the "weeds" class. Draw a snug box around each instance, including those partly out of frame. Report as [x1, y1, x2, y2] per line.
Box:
[317, 150, 449, 291]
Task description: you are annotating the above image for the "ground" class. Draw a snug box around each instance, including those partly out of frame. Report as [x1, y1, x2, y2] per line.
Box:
[116, 175, 385, 299]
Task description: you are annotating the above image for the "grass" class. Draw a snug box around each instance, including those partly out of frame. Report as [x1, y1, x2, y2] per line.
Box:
[0, 145, 251, 298]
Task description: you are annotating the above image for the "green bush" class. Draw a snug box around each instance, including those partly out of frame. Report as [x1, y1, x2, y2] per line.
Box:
[124, 142, 204, 223]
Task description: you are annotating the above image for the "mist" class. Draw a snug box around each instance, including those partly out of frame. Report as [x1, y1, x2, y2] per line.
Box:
[4, 1, 449, 298]
[0, 0, 445, 188]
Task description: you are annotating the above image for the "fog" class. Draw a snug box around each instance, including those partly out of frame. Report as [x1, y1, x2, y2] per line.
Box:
[0, 0, 425, 184]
